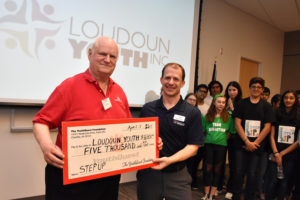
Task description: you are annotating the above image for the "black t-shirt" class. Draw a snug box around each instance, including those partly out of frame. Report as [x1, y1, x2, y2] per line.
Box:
[233, 97, 275, 153]
[273, 110, 300, 160]
[140, 96, 204, 158]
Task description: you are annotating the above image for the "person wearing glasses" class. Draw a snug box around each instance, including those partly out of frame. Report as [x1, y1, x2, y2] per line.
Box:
[184, 93, 198, 107]
[232, 77, 275, 200]
[186, 84, 209, 190]
[196, 84, 210, 116]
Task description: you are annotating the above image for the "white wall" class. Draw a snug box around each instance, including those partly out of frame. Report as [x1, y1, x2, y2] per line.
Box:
[0, 108, 46, 199]
[198, 0, 284, 96]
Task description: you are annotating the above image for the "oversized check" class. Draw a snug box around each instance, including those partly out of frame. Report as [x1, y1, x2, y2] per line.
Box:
[62, 117, 158, 185]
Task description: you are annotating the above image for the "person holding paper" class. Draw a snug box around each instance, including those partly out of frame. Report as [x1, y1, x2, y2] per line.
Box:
[232, 77, 275, 200]
[32, 36, 132, 200]
[137, 63, 204, 200]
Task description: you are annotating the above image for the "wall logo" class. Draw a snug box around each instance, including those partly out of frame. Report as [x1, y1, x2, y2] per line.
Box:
[0, 0, 63, 58]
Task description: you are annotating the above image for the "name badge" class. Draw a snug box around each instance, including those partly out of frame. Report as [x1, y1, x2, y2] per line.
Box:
[102, 98, 112, 110]
[173, 114, 185, 122]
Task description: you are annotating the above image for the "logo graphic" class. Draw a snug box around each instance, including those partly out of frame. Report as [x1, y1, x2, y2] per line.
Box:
[0, 0, 63, 58]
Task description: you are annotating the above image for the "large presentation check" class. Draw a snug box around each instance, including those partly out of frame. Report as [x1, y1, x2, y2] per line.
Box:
[62, 117, 158, 185]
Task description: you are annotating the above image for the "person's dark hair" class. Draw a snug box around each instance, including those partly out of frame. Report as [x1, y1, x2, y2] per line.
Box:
[276, 90, 299, 121]
[206, 95, 229, 123]
[224, 81, 243, 103]
[184, 93, 197, 106]
[196, 84, 208, 92]
[263, 87, 270, 94]
[208, 80, 223, 94]
[249, 77, 265, 88]
[161, 63, 185, 81]
[295, 90, 300, 96]
[184, 93, 196, 100]
[271, 94, 281, 106]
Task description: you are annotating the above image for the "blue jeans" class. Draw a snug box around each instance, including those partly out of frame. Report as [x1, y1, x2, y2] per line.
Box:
[265, 159, 296, 200]
[232, 150, 260, 200]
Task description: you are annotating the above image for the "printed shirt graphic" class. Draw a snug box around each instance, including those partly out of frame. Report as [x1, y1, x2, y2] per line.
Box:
[203, 116, 235, 146]
[277, 125, 295, 144]
[245, 120, 261, 138]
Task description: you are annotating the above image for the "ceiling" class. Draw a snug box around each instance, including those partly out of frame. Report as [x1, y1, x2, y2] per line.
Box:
[224, 0, 300, 32]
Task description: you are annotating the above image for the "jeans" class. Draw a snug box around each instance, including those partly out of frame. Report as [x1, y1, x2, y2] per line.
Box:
[265, 159, 296, 200]
[187, 146, 205, 187]
[292, 150, 300, 200]
[232, 149, 260, 200]
[226, 134, 238, 193]
[256, 151, 268, 193]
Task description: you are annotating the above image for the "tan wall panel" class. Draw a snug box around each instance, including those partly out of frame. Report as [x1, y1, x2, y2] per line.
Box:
[239, 58, 259, 98]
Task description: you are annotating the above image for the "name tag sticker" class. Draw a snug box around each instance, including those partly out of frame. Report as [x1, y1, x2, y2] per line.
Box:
[102, 98, 112, 110]
[173, 114, 185, 122]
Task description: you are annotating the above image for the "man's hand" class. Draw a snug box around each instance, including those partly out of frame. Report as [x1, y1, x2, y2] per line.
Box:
[33, 123, 64, 168]
[151, 144, 198, 170]
[151, 157, 172, 170]
[157, 137, 163, 151]
[41, 143, 64, 168]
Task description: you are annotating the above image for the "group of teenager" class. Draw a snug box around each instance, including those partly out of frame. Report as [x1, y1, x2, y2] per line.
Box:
[32, 36, 299, 200]
[184, 78, 300, 200]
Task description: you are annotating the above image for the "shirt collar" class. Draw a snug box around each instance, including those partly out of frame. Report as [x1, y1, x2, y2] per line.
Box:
[83, 69, 115, 86]
[157, 95, 185, 111]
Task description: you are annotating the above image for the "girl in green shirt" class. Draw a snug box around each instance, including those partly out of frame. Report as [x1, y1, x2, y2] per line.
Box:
[201, 95, 235, 200]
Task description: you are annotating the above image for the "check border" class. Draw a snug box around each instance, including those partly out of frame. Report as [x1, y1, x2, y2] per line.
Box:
[62, 117, 159, 185]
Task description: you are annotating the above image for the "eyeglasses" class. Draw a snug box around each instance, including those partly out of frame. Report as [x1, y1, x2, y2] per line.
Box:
[251, 86, 262, 89]
[187, 98, 196, 102]
[198, 90, 208, 93]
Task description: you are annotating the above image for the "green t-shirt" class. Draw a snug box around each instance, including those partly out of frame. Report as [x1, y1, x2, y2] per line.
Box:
[203, 115, 235, 146]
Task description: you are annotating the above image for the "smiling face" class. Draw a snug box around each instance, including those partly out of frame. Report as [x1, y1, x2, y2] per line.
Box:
[283, 92, 296, 110]
[88, 37, 118, 80]
[249, 83, 264, 98]
[196, 87, 208, 101]
[214, 96, 226, 112]
[160, 65, 185, 98]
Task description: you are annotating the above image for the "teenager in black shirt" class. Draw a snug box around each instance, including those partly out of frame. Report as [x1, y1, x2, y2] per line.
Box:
[265, 90, 299, 200]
